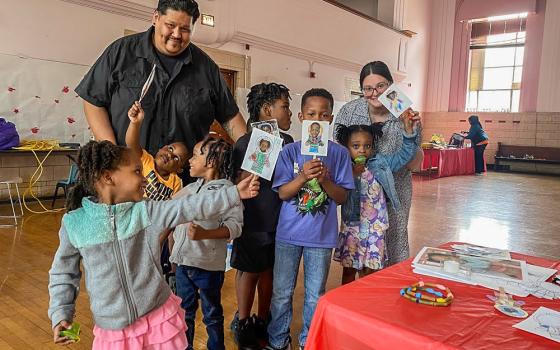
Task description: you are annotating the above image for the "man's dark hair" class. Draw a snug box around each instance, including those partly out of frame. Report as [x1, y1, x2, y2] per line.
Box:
[301, 88, 334, 112]
[157, 0, 200, 24]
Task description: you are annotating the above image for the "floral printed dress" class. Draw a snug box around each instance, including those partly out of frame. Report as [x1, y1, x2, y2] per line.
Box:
[334, 169, 389, 270]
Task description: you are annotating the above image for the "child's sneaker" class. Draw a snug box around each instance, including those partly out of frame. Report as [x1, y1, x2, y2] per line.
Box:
[230, 310, 239, 342]
[237, 317, 259, 350]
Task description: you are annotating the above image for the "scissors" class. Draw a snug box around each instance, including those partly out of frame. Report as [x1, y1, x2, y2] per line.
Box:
[138, 64, 156, 103]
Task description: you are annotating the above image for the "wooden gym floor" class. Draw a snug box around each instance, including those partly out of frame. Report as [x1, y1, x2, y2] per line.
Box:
[0, 171, 558, 349]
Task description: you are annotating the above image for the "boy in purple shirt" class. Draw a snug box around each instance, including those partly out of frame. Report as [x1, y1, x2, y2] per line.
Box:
[265, 89, 354, 350]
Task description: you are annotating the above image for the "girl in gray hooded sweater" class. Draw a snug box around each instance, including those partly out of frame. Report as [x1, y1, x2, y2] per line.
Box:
[170, 134, 244, 350]
[48, 140, 259, 349]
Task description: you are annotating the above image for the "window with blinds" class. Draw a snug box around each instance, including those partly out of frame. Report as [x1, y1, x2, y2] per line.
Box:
[466, 13, 527, 113]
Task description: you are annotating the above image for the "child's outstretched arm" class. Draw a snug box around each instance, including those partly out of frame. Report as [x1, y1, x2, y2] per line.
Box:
[147, 175, 258, 231]
[125, 101, 144, 159]
[48, 225, 82, 342]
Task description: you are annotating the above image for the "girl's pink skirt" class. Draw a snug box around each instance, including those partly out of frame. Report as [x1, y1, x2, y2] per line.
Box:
[92, 294, 187, 350]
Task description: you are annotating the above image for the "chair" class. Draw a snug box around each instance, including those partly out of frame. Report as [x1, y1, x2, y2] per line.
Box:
[0, 177, 24, 226]
[51, 163, 79, 208]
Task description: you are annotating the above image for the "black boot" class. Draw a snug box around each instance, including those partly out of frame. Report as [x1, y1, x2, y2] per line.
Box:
[252, 314, 269, 346]
[237, 317, 259, 350]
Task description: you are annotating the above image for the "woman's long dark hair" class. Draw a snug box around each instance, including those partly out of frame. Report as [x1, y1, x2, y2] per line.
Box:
[468, 115, 482, 128]
[66, 141, 128, 211]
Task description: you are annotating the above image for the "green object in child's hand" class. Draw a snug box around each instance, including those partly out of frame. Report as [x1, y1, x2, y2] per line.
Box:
[354, 156, 366, 165]
[59, 322, 81, 343]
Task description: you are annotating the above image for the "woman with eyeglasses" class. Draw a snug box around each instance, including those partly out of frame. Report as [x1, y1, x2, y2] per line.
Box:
[334, 61, 423, 266]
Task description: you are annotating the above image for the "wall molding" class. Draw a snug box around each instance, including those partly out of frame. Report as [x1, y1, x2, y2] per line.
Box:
[59, 0, 153, 21]
[230, 31, 406, 81]
[231, 31, 362, 73]
[58, 0, 407, 79]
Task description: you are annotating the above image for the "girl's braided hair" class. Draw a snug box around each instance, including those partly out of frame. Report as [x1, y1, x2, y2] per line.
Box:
[334, 123, 384, 148]
[66, 140, 129, 211]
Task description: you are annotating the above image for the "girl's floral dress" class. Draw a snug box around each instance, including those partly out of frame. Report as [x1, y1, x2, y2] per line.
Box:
[334, 169, 389, 270]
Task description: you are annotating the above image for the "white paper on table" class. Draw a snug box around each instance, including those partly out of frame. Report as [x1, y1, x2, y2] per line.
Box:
[451, 243, 511, 260]
[513, 307, 560, 343]
[482, 264, 557, 297]
[530, 282, 560, 300]
[463, 264, 558, 298]
[412, 267, 478, 285]
[412, 247, 527, 283]
[411, 247, 559, 298]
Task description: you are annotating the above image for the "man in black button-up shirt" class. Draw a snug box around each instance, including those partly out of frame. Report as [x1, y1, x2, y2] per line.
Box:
[76, 0, 246, 159]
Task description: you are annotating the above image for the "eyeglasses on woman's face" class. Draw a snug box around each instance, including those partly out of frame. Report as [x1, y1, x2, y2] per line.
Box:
[361, 82, 390, 96]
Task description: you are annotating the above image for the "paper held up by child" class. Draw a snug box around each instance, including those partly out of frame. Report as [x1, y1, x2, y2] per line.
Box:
[241, 128, 283, 181]
[301, 120, 330, 157]
[251, 119, 281, 138]
[378, 84, 413, 118]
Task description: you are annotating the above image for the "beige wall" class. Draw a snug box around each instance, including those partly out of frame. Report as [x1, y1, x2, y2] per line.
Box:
[191, 0, 434, 106]
[1, 0, 434, 105]
[1, 152, 75, 202]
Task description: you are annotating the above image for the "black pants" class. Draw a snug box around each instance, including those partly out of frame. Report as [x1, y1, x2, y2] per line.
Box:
[474, 144, 487, 173]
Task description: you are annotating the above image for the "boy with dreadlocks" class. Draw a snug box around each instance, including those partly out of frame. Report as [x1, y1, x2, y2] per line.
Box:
[230, 82, 293, 349]
[170, 134, 249, 350]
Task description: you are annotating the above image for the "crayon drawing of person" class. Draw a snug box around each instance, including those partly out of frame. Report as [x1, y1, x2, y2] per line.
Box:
[249, 138, 271, 174]
[536, 313, 560, 339]
[305, 122, 324, 153]
[387, 90, 405, 114]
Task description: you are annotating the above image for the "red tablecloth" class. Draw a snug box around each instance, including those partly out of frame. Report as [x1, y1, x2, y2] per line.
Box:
[306, 243, 560, 350]
[421, 148, 476, 178]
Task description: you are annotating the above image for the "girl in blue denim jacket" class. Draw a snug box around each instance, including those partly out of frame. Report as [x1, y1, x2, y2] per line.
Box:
[333, 113, 419, 284]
